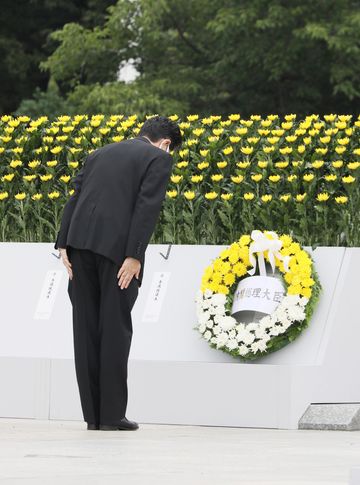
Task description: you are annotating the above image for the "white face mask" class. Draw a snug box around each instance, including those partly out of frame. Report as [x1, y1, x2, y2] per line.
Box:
[159, 139, 170, 153]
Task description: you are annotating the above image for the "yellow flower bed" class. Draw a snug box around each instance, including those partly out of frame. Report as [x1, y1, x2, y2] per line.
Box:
[0, 113, 359, 246]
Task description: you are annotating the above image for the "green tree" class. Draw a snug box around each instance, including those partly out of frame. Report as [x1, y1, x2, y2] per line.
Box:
[0, 0, 116, 114]
[18, 0, 360, 117]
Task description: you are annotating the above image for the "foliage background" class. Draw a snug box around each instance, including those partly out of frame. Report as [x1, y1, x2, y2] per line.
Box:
[2, 0, 360, 118]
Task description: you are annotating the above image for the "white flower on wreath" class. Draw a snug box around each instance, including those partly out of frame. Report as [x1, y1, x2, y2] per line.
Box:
[212, 305, 226, 316]
[239, 344, 250, 356]
[206, 319, 214, 329]
[242, 332, 256, 345]
[198, 311, 211, 325]
[198, 323, 207, 334]
[212, 324, 221, 335]
[219, 316, 237, 331]
[226, 339, 238, 351]
[287, 305, 306, 322]
[216, 332, 229, 348]
[268, 325, 283, 337]
[202, 301, 212, 311]
[212, 293, 227, 306]
[255, 327, 267, 340]
[251, 340, 267, 353]
[246, 323, 258, 332]
[204, 330, 212, 341]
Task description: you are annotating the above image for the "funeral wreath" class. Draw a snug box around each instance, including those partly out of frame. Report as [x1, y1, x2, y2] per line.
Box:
[195, 230, 322, 361]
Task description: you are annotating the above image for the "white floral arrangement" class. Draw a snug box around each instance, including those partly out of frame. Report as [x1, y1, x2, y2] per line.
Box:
[194, 231, 321, 361]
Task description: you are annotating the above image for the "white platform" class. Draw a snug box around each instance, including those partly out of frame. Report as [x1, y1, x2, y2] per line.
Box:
[0, 243, 359, 429]
[1, 418, 358, 485]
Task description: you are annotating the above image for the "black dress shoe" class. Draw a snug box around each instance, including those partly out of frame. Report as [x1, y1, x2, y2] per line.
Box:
[87, 423, 99, 430]
[99, 417, 139, 431]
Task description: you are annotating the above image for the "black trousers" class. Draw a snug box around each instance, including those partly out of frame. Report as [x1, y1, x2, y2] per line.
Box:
[67, 246, 139, 425]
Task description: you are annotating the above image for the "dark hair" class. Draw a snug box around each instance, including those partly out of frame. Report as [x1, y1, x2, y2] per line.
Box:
[139, 115, 182, 152]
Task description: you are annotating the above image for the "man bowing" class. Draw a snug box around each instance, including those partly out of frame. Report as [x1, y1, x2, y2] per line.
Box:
[54, 115, 182, 431]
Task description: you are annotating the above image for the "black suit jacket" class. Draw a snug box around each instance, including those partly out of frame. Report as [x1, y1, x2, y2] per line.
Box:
[54, 135, 174, 288]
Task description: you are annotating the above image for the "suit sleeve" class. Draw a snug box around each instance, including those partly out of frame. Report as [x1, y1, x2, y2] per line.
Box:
[125, 152, 173, 261]
[54, 155, 89, 250]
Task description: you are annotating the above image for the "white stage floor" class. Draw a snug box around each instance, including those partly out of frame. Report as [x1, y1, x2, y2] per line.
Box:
[0, 418, 359, 484]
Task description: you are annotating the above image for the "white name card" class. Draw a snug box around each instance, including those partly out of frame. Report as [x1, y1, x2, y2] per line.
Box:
[34, 270, 64, 320]
[231, 275, 285, 316]
[141, 271, 171, 323]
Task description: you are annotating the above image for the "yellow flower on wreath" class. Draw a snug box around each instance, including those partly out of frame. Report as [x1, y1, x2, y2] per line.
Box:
[200, 231, 315, 299]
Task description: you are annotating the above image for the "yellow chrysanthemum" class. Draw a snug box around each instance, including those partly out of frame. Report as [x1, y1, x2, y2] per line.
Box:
[342, 175, 355, 184]
[170, 175, 183, 184]
[232, 262, 247, 277]
[50, 146, 62, 154]
[223, 146, 233, 155]
[197, 162, 209, 170]
[316, 193, 330, 202]
[184, 191, 195, 200]
[211, 174, 224, 182]
[2, 173, 15, 182]
[269, 175, 281, 183]
[166, 190, 178, 198]
[303, 173, 314, 182]
[224, 273, 236, 286]
[325, 174, 337, 182]
[241, 146, 253, 155]
[191, 175, 203, 183]
[236, 161, 250, 169]
[335, 196, 348, 204]
[296, 193, 307, 202]
[48, 191, 60, 199]
[23, 175, 37, 182]
[231, 175, 244, 184]
[221, 193, 233, 201]
[205, 191, 218, 200]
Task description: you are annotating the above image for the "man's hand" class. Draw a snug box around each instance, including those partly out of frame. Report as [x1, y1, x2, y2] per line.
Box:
[59, 248, 73, 280]
[117, 257, 141, 289]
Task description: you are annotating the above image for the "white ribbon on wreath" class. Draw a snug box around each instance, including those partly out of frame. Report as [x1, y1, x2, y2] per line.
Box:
[247, 230, 291, 277]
